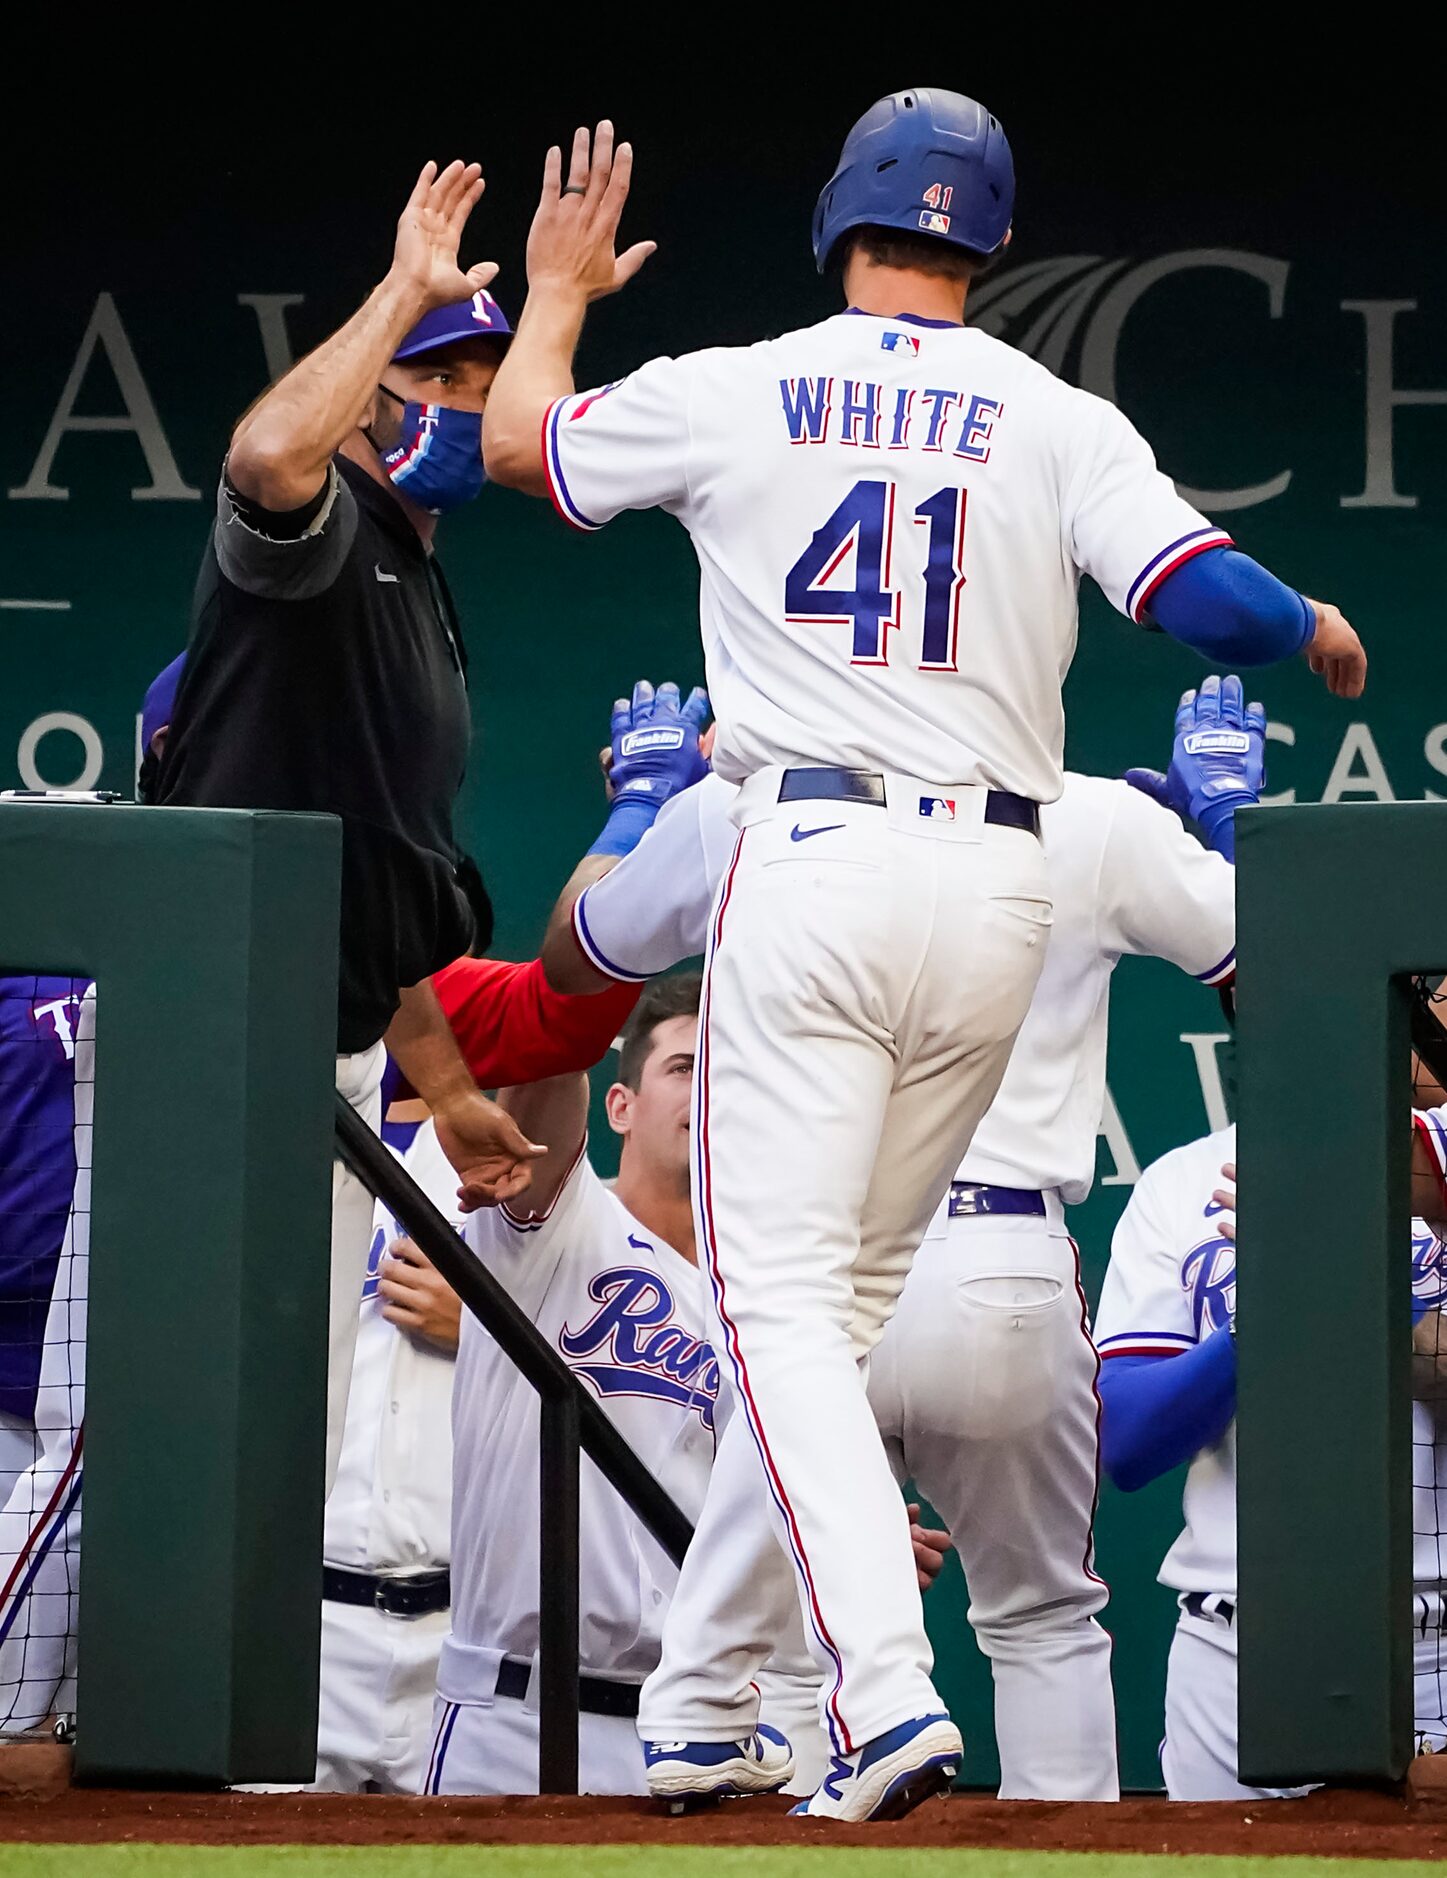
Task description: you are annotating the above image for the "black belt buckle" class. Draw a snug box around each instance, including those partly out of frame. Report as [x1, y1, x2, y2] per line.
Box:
[322, 1563, 450, 1619]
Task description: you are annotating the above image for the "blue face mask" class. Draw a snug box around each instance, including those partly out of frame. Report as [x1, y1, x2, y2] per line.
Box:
[373, 385, 485, 514]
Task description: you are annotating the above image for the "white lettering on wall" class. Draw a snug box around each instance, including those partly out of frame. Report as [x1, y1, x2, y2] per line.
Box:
[1341, 300, 1447, 510]
[1180, 1031, 1233, 1134]
[1321, 723, 1395, 802]
[7, 293, 199, 503]
[236, 293, 305, 382]
[17, 713, 104, 790]
[1077, 250, 1293, 511]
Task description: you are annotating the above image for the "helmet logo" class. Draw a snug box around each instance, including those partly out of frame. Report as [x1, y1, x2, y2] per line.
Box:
[919, 211, 952, 235]
[922, 183, 954, 210]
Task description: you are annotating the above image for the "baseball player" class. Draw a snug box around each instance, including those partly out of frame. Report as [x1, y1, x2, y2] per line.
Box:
[310, 951, 644, 1794]
[545, 677, 1256, 1800]
[0, 984, 92, 1734]
[482, 92, 1364, 1817]
[1095, 1132, 1447, 1797]
[429, 974, 948, 1797]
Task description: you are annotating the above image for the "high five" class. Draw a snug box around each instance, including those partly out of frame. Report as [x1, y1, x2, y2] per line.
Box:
[485, 89, 1365, 1823]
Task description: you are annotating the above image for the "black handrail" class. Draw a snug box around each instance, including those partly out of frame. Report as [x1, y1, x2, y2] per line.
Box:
[333, 1097, 696, 1793]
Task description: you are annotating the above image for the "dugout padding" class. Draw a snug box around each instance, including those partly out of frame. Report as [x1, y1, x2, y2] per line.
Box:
[0, 802, 339, 1785]
[1235, 800, 1447, 1786]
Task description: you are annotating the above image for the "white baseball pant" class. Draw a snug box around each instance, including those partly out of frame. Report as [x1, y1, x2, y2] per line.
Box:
[309, 1598, 449, 1793]
[641, 773, 1051, 1754]
[1163, 1599, 1447, 1799]
[866, 1207, 1118, 1799]
[327, 1044, 386, 1494]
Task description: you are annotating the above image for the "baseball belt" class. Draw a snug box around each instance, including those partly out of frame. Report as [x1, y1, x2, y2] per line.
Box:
[322, 1564, 451, 1619]
[1182, 1591, 1236, 1626]
[495, 1655, 642, 1718]
[948, 1181, 1047, 1219]
[777, 767, 1041, 836]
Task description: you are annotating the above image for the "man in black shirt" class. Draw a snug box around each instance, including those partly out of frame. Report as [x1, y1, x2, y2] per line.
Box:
[158, 158, 543, 1484]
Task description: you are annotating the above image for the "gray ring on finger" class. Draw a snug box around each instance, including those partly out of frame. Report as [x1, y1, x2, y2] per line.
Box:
[561, 185, 587, 196]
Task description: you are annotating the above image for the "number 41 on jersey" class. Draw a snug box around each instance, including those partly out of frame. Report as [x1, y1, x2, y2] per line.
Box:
[784, 478, 968, 671]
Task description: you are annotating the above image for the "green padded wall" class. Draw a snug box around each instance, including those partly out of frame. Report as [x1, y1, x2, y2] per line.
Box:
[1235, 802, 1447, 1784]
[0, 802, 339, 1785]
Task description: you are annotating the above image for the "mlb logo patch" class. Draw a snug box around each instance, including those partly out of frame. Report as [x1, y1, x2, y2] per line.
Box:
[881, 331, 921, 355]
[919, 210, 952, 236]
[919, 795, 956, 821]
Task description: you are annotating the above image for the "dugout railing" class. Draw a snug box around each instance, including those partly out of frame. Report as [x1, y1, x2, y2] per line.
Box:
[334, 1099, 695, 1795]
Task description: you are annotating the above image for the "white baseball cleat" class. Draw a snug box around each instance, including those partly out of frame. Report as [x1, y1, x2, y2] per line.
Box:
[643, 1724, 795, 1810]
[789, 1712, 963, 1822]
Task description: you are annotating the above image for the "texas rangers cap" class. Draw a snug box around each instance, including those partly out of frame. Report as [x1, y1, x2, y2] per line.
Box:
[393, 289, 513, 360]
[141, 651, 186, 753]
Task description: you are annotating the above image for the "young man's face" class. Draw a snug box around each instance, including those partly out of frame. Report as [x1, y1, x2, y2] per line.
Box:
[608, 1014, 697, 1187]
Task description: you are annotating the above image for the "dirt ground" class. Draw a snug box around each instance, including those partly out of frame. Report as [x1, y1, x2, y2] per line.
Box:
[1, 1786, 1447, 1858]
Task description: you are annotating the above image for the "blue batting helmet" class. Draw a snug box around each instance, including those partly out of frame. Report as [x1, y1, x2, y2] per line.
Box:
[812, 88, 1014, 274]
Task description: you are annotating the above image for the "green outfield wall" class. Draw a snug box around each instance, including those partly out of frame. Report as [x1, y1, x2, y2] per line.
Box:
[4, 62, 1443, 1787]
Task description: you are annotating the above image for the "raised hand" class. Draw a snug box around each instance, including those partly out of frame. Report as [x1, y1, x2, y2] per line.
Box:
[526, 120, 656, 305]
[1126, 673, 1265, 860]
[392, 160, 499, 312]
[607, 678, 711, 806]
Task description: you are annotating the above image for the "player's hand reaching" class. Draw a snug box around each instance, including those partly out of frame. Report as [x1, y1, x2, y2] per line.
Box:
[606, 679, 711, 806]
[1126, 674, 1265, 858]
[433, 1087, 547, 1212]
[526, 121, 656, 306]
[390, 160, 499, 312]
[1304, 599, 1367, 700]
[907, 1503, 952, 1591]
[379, 1235, 463, 1353]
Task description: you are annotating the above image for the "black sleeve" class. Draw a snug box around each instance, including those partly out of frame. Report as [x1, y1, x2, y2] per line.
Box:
[213, 460, 358, 601]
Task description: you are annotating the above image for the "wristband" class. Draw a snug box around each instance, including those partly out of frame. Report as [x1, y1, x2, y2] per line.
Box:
[586, 792, 661, 861]
[1194, 793, 1255, 863]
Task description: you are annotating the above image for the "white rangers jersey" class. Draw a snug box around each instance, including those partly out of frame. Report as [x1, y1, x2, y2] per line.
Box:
[440, 1148, 722, 1702]
[324, 1122, 458, 1573]
[573, 771, 1235, 1201]
[1094, 1125, 1447, 1595]
[544, 314, 1228, 802]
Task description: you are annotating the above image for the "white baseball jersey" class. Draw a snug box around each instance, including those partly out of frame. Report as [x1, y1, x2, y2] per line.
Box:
[573, 771, 1235, 1201]
[440, 1148, 722, 1702]
[324, 1122, 457, 1574]
[544, 315, 1228, 800]
[1095, 1125, 1447, 1595]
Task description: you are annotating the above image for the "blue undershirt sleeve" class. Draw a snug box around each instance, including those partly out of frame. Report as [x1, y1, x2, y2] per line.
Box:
[1097, 1334, 1238, 1492]
[1146, 548, 1315, 666]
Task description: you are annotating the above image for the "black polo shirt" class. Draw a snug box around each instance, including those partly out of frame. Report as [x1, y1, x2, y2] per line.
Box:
[156, 454, 482, 1055]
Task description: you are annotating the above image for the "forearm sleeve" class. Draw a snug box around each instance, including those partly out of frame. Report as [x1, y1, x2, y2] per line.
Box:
[1097, 1334, 1238, 1491]
[1146, 547, 1315, 666]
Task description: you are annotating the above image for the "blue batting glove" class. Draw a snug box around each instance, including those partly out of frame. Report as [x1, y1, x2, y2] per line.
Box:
[1127, 675, 1265, 862]
[608, 679, 711, 803]
[589, 679, 711, 860]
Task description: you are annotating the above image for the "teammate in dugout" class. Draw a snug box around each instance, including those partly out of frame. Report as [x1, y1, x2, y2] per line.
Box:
[1095, 1136, 1447, 1798]
[482, 89, 1365, 1819]
[428, 972, 949, 1799]
[545, 674, 1257, 1800]
[311, 958, 638, 1794]
[154, 160, 544, 1489]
